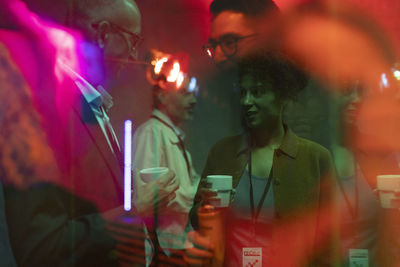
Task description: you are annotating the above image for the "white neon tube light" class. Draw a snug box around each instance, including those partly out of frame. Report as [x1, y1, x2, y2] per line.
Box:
[124, 120, 132, 211]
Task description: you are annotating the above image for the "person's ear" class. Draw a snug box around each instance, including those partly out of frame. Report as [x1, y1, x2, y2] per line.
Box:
[95, 21, 111, 49]
[158, 90, 168, 105]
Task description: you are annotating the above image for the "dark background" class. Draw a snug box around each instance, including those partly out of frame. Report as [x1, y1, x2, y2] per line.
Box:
[12, 0, 400, 172]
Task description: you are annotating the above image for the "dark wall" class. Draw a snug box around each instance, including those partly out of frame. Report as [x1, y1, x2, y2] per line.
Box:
[14, 0, 400, 173]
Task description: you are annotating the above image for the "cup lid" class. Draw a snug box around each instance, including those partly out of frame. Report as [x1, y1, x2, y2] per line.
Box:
[140, 167, 168, 174]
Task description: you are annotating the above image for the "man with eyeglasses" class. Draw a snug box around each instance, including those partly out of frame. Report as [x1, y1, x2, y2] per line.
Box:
[193, 0, 281, 167]
[91, 21, 143, 62]
[72, 0, 143, 76]
[202, 0, 279, 68]
[0, 0, 166, 266]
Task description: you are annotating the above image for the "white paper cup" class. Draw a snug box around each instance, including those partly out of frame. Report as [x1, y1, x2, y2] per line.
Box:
[140, 167, 169, 183]
[206, 175, 233, 207]
[377, 174, 400, 208]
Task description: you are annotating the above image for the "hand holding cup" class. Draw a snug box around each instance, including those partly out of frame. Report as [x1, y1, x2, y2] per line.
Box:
[377, 174, 400, 209]
[184, 231, 214, 266]
[135, 168, 179, 216]
[204, 175, 233, 208]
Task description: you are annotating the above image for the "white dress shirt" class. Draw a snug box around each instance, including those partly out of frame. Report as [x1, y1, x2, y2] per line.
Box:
[133, 109, 200, 252]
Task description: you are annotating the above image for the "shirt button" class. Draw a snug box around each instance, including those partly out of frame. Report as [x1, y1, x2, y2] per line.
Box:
[273, 180, 280, 186]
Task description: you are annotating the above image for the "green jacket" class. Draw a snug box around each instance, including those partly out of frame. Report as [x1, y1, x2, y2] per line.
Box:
[191, 128, 340, 266]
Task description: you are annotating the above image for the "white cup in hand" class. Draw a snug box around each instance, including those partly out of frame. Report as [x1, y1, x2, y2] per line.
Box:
[206, 175, 233, 207]
[377, 174, 400, 209]
[140, 167, 169, 183]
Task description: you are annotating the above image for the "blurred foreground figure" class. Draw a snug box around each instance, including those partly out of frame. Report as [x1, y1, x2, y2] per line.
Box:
[267, 0, 400, 266]
[186, 54, 339, 266]
[133, 50, 200, 265]
[0, 34, 119, 266]
[273, 0, 400, 173]
[0, 0, 162, 265]
[0, 179, 16, 266]
[331, 83, 383, 266]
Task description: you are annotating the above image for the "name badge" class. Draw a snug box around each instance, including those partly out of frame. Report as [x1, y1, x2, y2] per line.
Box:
[243, 247, 262, 267]
[349, 249, 369, 267]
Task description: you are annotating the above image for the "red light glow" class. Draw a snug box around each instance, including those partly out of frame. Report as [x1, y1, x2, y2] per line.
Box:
[153, 57, 169, 74]
[167, 61, 181, 83]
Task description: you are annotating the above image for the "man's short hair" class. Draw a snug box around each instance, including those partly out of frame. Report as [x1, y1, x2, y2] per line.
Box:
[209, 0, 279, 18]
[238, 53, 308, 101]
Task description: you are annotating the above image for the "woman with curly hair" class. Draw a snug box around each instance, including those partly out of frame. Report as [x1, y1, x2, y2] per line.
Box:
[186, 54, 339, 266]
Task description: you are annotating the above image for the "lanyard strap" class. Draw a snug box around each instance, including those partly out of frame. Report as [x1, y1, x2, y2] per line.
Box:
[151, 115, 191, 176]
[336, 162, 359, 220]
[248, 151, 274, 224]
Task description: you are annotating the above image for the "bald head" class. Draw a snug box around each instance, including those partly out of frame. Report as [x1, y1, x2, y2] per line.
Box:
[70, 0, 141, 75]
[71, 0, 141, 41]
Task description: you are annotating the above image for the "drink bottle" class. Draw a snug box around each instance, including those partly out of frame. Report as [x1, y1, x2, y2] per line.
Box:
[198, 205, 225, 267]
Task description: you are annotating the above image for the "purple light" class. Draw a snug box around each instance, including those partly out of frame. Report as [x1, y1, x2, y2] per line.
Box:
[124, 120, 133, 211]
[8, 0, 81, 82]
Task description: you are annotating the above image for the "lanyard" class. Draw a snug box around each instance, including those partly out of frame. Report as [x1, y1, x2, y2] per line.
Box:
[337, 161, 359, 220]
[248, 150, 274, 224]
[151, 115, 191, 176]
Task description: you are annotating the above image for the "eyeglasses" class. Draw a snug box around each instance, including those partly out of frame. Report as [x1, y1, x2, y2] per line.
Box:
[92, 21, 144, 51]
[202, 34, 257, 59]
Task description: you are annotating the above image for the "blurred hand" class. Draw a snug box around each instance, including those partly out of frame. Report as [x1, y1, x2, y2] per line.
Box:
[196, 180, 236, 206]
[184, 231, 214, 266]
[374, 188, 400, 210]
[197, 181, 219, 204]
[372, 188, 379, 198]
[134, 170, 179, 216]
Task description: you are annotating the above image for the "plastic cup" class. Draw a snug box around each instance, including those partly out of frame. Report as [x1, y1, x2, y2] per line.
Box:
[377, 174, 400, 208]
[206, 175, 233, 207]
[140, 167, 169, 183]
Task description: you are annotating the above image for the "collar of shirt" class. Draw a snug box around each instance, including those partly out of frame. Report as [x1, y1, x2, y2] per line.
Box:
[58, 60, 112, 112]
[58, 61, 119, 154]
[75, 79, 102, 110]
[152, 109, 185, 141]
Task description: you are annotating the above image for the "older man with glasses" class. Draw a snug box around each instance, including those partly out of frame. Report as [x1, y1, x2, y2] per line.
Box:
[0, 0, 167, 266]
[91, 21, 144, 63]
